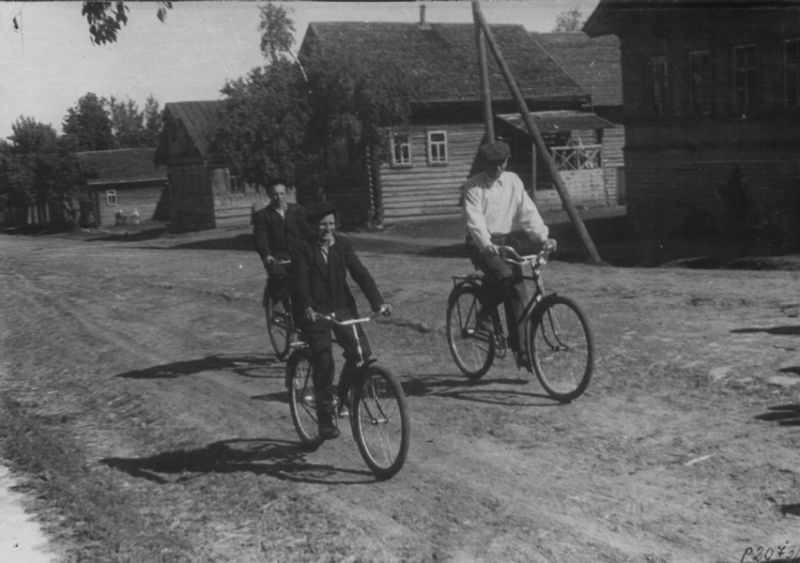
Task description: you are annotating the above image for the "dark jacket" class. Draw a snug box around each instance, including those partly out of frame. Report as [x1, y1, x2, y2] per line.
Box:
[290, 234, 383, 317]
[252, 203, 308, 264]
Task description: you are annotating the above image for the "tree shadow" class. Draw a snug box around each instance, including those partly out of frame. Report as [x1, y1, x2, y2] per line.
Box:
[115, 353, 283, 380]
[402, 374, 561, 407]
[101, 438, 375, 485]
[755, 404, 800, 426]
[731, 326, 800, 336]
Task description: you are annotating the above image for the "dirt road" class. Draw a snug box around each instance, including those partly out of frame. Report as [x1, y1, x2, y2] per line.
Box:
[2, 228, 800, 562]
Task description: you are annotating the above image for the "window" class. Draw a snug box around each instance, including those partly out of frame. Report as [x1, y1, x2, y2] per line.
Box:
[229, 174, 242, 193]
[733, 44, 757, 114]
[786, 39, 800, 108]
[426, 130, 448, 165]
[689, 51, 713, 115]
[105, 189, 117, 206]
[649, 56, 671, 116]
[390, 132, 411, 167]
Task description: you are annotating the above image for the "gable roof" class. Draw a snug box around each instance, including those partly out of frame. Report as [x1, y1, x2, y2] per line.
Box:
[532, 33, 622, 108]
[78, 148, 166, 186]
[300, 22, 588, 105]
[155, 100, 224, 164]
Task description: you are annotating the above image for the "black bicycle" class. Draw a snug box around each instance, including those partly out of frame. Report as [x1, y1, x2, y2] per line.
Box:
[446, 241, 594, 402]
[285, 313, 410, 479]
[264, 259, 295, 359]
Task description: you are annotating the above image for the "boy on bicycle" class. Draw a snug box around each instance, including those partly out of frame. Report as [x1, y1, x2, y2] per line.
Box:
[252, 180, 309, 319]
[289, 201, 392, 440]
[462, 140, 554, 369]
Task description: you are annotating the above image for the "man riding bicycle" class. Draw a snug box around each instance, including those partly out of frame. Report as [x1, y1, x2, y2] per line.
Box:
[462, 140, 554, 369]
[253, 180, 309, 321]
[290, 201, 392, 440]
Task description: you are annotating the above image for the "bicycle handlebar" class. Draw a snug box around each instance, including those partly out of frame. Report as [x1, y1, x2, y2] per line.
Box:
[316, 308, 392, 327]
[500, 239, 557, 267]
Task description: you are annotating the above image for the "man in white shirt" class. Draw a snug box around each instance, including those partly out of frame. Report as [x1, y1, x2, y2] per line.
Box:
[462, 140, 553, 368]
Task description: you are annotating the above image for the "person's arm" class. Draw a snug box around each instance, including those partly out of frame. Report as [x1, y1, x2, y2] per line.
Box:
[341, 237, 384, 312]
[516, 182, 549, 244]
[289, 242, 313, 315]
[252, 211, 273, 265]
[463, 186, 493, 251]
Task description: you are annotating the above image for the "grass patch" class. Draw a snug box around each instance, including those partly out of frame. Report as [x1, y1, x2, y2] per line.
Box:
[0, 394, 195, 562]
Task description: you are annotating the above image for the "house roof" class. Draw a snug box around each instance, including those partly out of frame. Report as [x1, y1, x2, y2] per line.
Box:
[498, 111, 616, 135]
[300, 22, 588, 105]
[77, 148, 166, 186]
[532, 33, 622, 108]
[583, 0, 790, 36]
[156, 100, 224, 163]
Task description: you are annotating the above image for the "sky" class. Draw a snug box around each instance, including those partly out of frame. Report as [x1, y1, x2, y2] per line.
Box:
[0, 1, 600, 141]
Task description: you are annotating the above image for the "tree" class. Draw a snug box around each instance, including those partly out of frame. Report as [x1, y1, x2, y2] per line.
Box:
[143, 95, 163, 147]
[213, 60, 312, 188]
[62, 93, 115, 151]
[107, 96, 145, 148]
[259, 3, 295, 65]
[82, 1, 172, 45]
[0, 117, 89, 226]
[553, 9, 585, 32]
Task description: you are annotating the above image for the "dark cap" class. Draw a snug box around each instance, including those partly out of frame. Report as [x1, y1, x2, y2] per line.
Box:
[479, 140, 511, 163]
[306, 201, 337, 223]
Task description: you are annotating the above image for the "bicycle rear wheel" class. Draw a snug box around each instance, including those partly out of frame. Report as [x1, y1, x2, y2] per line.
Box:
[287, 351, 322, 449]
[266, 296, 293, 360]
[446, 285, 495, 380]
[528, 295, 594, 403]
[351, 366, 409, 479]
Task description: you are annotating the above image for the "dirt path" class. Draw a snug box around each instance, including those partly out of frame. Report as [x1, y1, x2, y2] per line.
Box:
[2, 231, 800, 562]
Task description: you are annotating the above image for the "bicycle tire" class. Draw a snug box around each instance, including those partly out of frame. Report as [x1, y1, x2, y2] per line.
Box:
[266, 296, 293, 360]
[350, 366, 409, 479]
[287, 351, 323, 449]
[528, 295, 594, 403]
[446, 285, 495, 379]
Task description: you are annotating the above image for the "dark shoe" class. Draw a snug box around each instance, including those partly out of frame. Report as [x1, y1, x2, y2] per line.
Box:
[319, 423, 340, 440]
[515, 350, 531, 370]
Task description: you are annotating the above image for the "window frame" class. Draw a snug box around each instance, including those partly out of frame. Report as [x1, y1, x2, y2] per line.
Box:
[389, 131, 412, 168]
[426, 130, 448, 166]
[105, 189, 117, 206]
[785, 38, 800, 108]
[649, 55, 671, 117]
[688, 50, 713, 116]
[733, 44, 758, 114]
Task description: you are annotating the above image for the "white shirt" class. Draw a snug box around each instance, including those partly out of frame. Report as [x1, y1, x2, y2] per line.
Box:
[462, 170, 549, 250]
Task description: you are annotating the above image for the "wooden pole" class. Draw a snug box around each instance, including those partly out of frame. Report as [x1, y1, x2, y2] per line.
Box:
[472, 0, 603, 264]
[473, 2, 494, 142]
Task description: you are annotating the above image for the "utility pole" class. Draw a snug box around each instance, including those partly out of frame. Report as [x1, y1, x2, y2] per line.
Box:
[472, 0, 603, 264]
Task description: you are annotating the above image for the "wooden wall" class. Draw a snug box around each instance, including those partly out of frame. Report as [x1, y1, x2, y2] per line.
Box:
[168, 163, 215, 230]
[214, 193, 271, 228]
[91, 182, 168, 226]
[380, 123, 484, 221]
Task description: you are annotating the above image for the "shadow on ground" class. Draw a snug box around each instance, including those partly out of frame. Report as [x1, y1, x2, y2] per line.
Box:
[102, 438, 374, 485]
[755, 404, 800, 426]
[115, 353, 282, 379]
[731, 326, 800, 336]
[402, 374, 562, 407]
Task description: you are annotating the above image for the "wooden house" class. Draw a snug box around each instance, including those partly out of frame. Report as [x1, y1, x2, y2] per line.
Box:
[154, 101, 272, 231]
[78, 148, 169, 227]
[298, 12, 620, 225]
[584, 0, 800, 247]
[533, 32, 626, 205]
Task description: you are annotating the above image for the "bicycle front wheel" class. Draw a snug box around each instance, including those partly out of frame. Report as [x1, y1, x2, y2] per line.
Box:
[528, 295, 594, 403]
[446, 286, 495, 380]
[351, 366, 409, 479]
[287, 351, 322, 449]
[266, 296, 293, 360]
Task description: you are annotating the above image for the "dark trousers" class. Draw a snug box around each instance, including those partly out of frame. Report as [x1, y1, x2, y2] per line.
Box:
[297, 308, 371, 408]
[468, 233, 532, 351]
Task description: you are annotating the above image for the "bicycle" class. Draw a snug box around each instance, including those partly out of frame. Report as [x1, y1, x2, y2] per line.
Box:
[285, 312, 410, 479]
[446, 241, 594, 403]
[264, 259, 295, 359]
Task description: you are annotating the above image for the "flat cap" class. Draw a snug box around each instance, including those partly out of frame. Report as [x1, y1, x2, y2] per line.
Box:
[479, 140, 511, 163]
[306, 201, 337, 223]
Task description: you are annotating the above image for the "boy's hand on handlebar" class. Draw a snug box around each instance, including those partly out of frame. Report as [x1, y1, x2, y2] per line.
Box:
[543, 239, 558, 253]
[304, 306, 319, 322]
[481, 244, 500, 257]
[376, 303, 393, 317]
